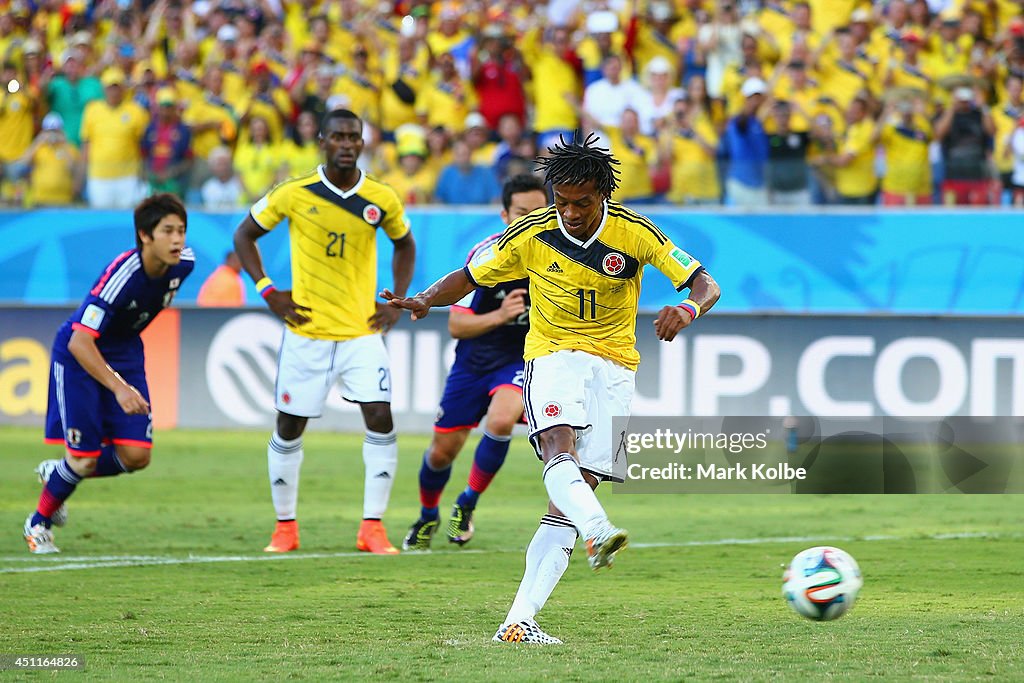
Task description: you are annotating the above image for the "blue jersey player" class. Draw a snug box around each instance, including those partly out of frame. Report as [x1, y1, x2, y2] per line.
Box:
[402, 174, 549, 550]
[24, 194, 194, 554]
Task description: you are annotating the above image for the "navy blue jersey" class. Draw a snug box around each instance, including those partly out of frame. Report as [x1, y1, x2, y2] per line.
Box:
[53, 247, 195, 366]
[451, 234, 529, 374]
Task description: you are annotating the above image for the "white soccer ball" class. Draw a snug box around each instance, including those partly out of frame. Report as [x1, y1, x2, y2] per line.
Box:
[782, 546, 863, 621]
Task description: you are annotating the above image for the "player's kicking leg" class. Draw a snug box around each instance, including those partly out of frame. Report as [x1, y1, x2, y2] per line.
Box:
[448, 384, 523, 545]
[491, 500, 578, 645]
[403, 429, 468, 550]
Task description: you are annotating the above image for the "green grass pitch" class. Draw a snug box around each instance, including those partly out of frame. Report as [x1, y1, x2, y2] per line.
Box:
[1, 426, 1022, 681]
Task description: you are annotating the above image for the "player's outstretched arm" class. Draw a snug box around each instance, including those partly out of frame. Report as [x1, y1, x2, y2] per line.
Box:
[654, 270, 721, 342]
[381, 268, 475, 321]
[233, 214, 311, 326]
[67, 330, 150, 416]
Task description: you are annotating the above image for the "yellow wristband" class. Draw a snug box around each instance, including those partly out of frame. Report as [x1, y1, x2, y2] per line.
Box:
[679, 299, 701, 319]
[255, 277, 274, 293]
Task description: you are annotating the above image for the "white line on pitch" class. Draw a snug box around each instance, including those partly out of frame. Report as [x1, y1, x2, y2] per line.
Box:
[0, 531, 1013, 574]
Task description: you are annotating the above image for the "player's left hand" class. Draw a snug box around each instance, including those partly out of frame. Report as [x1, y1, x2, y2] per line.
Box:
[653, 304, 693, 341]
[369, 301, 402, 333]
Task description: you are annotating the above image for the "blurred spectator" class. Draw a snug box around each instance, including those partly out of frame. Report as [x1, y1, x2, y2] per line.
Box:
[19, 39, 48, 105]
[807, 109, 840, 204]
[380, 32, 429, 139]
[599, 108, 658, 204]
[877, 99, 933, 206]
[46, 51, 102, 147]
[1010, 117, 1024, 205]
[579, 11, 629, 87]
[815, 27, 874, 112]
[935, 87, 996, 205]
[1, 61, 34, 195]
[81, 68, 149, 208]
[628, 0, 685, 78]
[765, 101, 812, 206]
[427, 2, 475, 76]
[464, 112, 497, 166]
[493, 113, 527, 182]
[201, 146, 244, 210]
[583, 55, 649, 130]
[239, 61, 289, 145]
[770, 60, 819, 133]
[381, 124, 435, 205]
[661, 95, 721, 206]
[472, 25, 527, 129]
[424, 125, 454, 181]
[142, 88, 193, 199]
[18, 113, 82, 207]
[519, 23, 582, 143]
[995, 75, 1024, 200]
[832, 96, 878, 205]
[234, 116, 280, 204]
[434, 138, 500, 205]
[293, 63, 340, 125]
[418, 51, 476, 134]
[278, 111, 321, 180]
[338, 44, 382, 128]
[636, 56, 683, 136]
[183, 67, 238, 189]
[722, 77, 770, 207]
[884, 30, 932, 104]
[698, 2, 743, 99]
[197, 251, 246, 308]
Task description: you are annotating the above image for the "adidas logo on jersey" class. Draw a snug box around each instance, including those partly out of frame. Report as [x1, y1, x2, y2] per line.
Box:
[547, 262, 563, 273]
[272, 478, 287, 486]
[307, 206, 319, 214]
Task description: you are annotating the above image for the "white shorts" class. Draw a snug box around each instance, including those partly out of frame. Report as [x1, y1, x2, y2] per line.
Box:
[524, 350, 635, 482]
[275, 329, 391, 417]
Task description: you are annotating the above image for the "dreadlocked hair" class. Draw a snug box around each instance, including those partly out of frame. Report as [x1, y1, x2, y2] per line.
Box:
[535, 131, 620, 198]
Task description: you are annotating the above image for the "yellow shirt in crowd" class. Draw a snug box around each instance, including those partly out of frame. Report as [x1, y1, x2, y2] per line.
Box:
[80, 99, 149, 179]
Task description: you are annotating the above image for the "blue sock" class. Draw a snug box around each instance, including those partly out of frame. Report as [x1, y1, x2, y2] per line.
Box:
[32, 459, 82, 528]
[456, 431, 511, 510]
[418, 450, 451, 521]
[91, 444, 129, 477]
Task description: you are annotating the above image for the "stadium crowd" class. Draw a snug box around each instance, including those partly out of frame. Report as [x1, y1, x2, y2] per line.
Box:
[1, 0, 1024, 208]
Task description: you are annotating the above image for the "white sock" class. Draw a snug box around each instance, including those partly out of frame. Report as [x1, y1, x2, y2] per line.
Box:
[542, 453, 607, 539]
[505, 515, 578, 625]
[268, 431, 303, 521]
[363, 429, 398, 519]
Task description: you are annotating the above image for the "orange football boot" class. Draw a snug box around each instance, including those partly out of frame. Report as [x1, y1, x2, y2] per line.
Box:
[264, 520, 299, 552]
[356, 519, 399, 554]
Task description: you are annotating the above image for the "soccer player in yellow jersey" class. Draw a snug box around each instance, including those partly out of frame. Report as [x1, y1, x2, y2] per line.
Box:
[384, 134, 720, 644]
[234, 110, 417, 556]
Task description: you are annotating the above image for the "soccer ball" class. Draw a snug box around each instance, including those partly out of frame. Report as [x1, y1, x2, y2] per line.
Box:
[782, 546, 863, 621]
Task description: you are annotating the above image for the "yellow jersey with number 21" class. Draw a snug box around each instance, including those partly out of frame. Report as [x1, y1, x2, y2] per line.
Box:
[250, 166, 410, 341]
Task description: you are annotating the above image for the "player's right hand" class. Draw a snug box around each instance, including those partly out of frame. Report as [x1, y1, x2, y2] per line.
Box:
[499, 288, 528, 322]
[265, 289, 312, 326]
[380, 288, 431, 320]
[115, 384, 150, 416]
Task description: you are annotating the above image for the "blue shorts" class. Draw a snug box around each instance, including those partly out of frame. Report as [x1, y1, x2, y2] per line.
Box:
[434, 360, 524, 432]
[45, 357, 153, 456]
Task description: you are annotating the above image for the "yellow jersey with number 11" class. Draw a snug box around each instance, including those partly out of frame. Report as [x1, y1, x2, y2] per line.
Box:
[466, 201, 703, 370]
